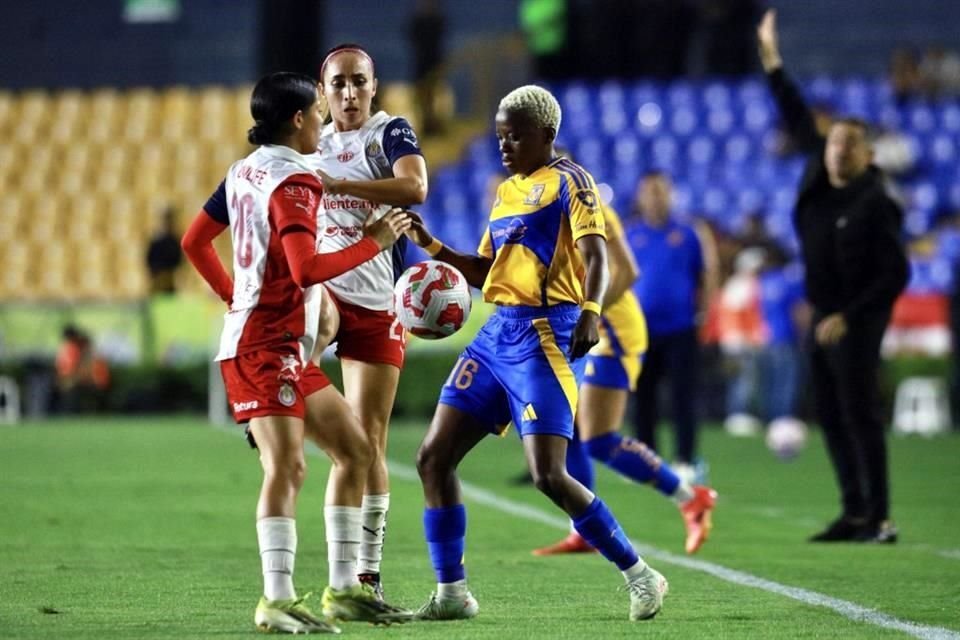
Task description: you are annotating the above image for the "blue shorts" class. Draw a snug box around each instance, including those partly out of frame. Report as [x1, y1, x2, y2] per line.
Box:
[583, 353, 644, 391]
[438, 303, 586, 439]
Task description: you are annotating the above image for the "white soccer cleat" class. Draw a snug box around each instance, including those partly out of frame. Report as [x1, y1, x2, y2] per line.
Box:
[415, 591, 479, 621]
[625, 565, 669, 621]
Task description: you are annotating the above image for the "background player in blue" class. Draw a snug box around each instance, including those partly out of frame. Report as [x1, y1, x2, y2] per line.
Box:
[404, 85, 668, 622]
[625, 171, 710, 479]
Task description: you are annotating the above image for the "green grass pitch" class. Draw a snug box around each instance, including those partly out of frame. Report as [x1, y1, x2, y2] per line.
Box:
[1, 416, 959, 639]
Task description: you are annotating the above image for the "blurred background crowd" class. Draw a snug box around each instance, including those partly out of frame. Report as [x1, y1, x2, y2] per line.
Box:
[0, 0, 957, 441]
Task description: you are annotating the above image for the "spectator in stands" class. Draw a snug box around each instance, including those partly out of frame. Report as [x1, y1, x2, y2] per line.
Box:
[408, 0, 447, 135]
[624, 171, 713, 481]
[889, 47, 923, 103]
[146, 205, 183, 295]
[55, 325, 110, 413]
[759, 9, 909, 543]
[920, 45, 960, 98]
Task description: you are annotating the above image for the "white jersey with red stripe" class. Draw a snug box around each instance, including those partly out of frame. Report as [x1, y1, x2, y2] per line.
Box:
[215, 145, 324, 364]
[310, 110, 423, 310]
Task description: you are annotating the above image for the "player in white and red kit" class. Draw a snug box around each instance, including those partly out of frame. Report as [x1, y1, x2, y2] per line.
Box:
[310, 44, 430, 597]
[181, 72, 414, 634]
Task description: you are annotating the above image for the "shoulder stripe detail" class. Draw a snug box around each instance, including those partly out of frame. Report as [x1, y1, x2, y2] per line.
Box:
[556, 159, 592, 190]
[555, 168, 585, 193]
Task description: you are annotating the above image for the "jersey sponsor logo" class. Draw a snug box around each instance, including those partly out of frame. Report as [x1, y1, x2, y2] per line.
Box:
[233, 400, 259, 412]
[575, 189, 598, 209]
[492, 217, 528, 243]
[365, 141, 382, 157]
[323, 224, 363, 239]
[321, 195, 378, 211]
[277, 383, 297, 407]
[390, 126, 419, 147]
[337, 150, 355, 163]
[574, 217, 604, 233]
[524, 184, 545, 206]
[668, 229, 685, 246]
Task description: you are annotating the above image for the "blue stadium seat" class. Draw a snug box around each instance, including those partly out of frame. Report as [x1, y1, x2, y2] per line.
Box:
[669, 106, 699, 137]
[686, 135, 716, 167]
[702, 80, 733, 110]
[806, 74, 838, 104]
[937, 103, 960, 133]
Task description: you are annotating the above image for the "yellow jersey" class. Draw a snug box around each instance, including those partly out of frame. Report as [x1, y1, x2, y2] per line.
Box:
[477, 157, 606, 307]
[595, 206, 648, 357]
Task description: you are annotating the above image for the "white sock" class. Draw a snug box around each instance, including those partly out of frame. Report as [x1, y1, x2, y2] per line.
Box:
[325, 506, 362, 590]
[671, 481, 696, 505]
[257, 517, 297, 601]
[358, 493, 389, 575]
[621, 559, 648, 583]
[437, 579, 468, 599]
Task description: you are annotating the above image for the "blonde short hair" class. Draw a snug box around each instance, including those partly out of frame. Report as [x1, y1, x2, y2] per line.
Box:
[498, 85, 562, 133]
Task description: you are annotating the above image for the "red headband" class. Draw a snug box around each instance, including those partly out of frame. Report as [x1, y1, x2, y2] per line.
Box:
[320, 48, 375, 81]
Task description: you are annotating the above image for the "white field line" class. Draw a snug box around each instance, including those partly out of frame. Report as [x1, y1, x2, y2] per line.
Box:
[214, 425, 959, 639]
[387, 463, 960, 640]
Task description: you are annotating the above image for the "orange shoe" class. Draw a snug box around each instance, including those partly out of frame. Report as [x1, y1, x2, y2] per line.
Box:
[681, 486, 717, 554]
[532, 531, 595, 556]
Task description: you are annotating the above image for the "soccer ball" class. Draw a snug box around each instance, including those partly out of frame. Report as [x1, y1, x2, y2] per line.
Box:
[393, 260, 472, 339]
[765, 417, 809, 460]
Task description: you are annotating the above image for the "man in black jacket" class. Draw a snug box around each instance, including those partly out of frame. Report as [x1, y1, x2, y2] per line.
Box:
[758, 10, 910, 543]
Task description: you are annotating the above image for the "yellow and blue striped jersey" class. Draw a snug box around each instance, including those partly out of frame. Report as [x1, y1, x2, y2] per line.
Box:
[477, 158, 606, 307]
[595, 206, 648, 357]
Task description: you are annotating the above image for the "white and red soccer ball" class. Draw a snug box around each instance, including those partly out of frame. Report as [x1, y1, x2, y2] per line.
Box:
[393, 260, 472, 339]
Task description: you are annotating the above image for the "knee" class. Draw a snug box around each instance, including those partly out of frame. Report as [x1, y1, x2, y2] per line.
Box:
[416, 442, 450, 482]
[530, 465, 567, 499]
[262, 454, 307, 491]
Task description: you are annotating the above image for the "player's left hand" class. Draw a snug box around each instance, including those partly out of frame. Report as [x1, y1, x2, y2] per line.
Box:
[569, 310, 600, 360]
[815, 312, 847, 345]
[315, 169, 344, 195]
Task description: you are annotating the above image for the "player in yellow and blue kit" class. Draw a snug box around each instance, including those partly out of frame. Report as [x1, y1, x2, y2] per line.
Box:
[405, 85, 668, 623]
[532, 202, 718, 557]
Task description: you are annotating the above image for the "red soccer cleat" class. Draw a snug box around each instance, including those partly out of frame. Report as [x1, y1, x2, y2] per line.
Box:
[681, 486, 718, 554]
[532, 531, 596, 556]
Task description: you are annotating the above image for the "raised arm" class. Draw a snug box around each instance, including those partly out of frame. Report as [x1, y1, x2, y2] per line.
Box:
[402, 212, 492, 288]
[318, 154, 428, 205]
[758, 9, 823, 153]
[271, 176, 411, 288]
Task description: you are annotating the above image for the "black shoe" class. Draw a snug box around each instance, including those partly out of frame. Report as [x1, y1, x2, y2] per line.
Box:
[358, 572, 384, 601]
[855, 520, 898, 544]
[808, 516, 868, 542]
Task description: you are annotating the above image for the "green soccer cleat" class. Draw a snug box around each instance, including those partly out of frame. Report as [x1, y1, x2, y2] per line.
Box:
[625, 564, 669, 621]
[415, 591, 479, 621]
[320, 583, 414, 624]
[254, 595, 341, 634]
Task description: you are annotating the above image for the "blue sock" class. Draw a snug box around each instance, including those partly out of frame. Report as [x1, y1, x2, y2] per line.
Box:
[584, 432, 681, 496]
[423, 505, 466, 583]
[566, 429, 595, 491]
[572, 497, 639, 570]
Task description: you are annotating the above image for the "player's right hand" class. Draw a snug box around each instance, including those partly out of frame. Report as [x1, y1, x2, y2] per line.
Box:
[756, 9, 783, 72]
[364, 208, 413, 250]
[400, 210, 435, 248]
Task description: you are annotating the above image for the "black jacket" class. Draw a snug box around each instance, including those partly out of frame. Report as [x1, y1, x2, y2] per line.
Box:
[767, 68, 910, 323]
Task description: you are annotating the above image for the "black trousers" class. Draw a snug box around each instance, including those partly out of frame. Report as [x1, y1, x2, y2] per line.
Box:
[632, 327, 700, 463]
[810, 312, 891, 523]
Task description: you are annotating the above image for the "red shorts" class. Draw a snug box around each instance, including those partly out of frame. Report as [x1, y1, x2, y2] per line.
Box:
[331, 295, 406, 368]
[220, 347, 331, 423]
